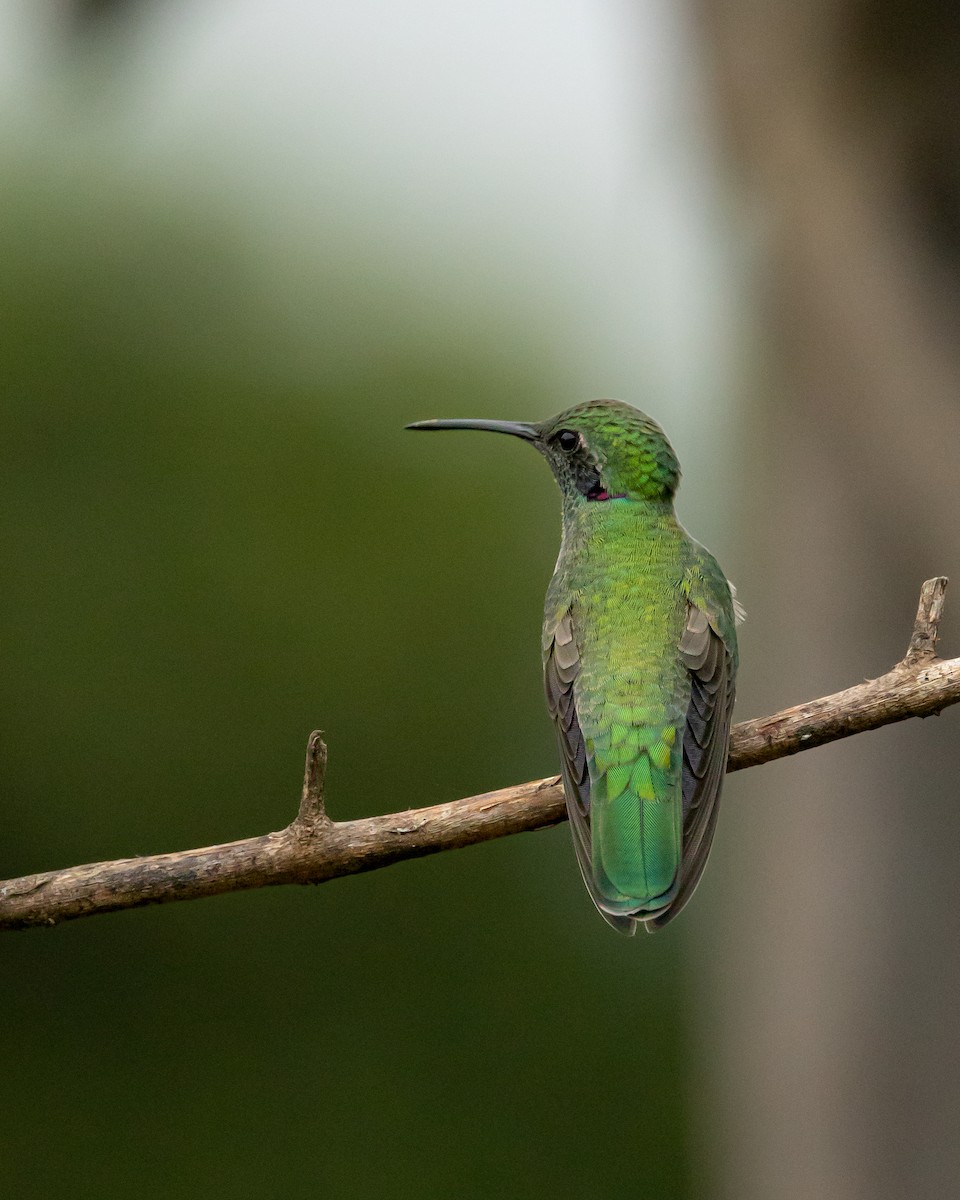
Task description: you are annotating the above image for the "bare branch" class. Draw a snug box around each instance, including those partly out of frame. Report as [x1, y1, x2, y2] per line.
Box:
[296, 730, 330, 833]
[905, 576, 948, 663]
[1, 578, 955, 932]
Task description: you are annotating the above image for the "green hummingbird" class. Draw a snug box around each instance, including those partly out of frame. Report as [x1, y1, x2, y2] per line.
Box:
[407, 399, 742, 933]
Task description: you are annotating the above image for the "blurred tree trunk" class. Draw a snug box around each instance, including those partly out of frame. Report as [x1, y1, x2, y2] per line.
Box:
[692, 3, 960, 1197]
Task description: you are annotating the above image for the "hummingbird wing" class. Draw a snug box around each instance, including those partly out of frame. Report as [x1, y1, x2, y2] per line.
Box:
[543, 609, 637, 935]
[644, 601, 736, 929]
[542, 612, 590, 858]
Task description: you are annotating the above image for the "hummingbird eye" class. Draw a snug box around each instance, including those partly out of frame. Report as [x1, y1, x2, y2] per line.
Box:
[555, 429, 580, 453]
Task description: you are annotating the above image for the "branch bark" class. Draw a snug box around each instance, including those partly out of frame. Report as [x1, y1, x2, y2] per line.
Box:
[1, 578, 956, 932]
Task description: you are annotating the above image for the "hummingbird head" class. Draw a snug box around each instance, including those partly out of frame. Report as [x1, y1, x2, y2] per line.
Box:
[407, 399, 680, 505]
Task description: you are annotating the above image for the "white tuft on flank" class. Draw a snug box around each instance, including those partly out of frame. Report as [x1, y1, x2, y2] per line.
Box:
[729, 581, 747, 625]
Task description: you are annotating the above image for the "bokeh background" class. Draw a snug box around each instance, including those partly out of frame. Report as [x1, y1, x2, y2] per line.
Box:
[2, 4, 958, 1198]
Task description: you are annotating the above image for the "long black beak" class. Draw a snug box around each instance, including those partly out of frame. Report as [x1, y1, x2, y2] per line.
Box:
[406, 418, 539, 442]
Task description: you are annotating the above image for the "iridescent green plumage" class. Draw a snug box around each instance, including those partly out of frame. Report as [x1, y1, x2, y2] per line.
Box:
[408, 399, 741, 934]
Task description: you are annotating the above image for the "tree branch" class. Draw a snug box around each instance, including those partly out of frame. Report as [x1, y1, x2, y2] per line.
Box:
[2, 578, 956, 932]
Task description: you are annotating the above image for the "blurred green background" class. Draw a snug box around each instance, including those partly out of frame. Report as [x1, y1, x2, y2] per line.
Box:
[0, 171, 693, 1196]
[4, 4, 960, 1199]
[0, 6, 709, 1194]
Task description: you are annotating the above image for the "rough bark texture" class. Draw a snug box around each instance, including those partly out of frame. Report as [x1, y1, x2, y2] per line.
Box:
[1, 581, 954, 933]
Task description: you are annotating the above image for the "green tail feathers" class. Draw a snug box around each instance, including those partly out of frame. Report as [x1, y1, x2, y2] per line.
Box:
[590, 733, 682, 909]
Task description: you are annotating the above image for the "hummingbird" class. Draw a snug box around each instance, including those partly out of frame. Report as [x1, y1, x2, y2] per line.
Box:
[407, 399, 741, 933]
